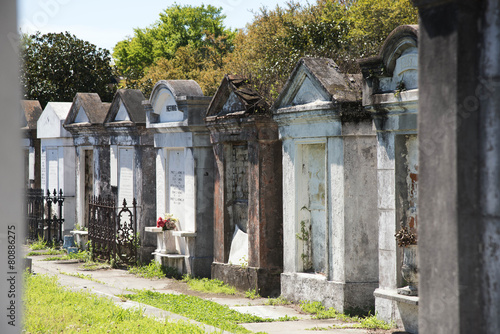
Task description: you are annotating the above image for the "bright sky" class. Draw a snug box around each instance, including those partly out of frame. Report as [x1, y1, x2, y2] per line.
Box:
[17, 0, 304, 53]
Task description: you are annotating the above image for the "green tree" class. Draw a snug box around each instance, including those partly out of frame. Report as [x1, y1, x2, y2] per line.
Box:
[113, 3, 235, 91]
[20, 32, 115, 108]
[225, 0, 417, 102]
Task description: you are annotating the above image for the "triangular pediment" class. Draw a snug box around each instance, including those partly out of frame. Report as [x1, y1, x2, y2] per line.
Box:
[114, 100, 130, 121]
[74, 106, 90, 123]
[221, 91, 246, 114]
[292, 75, 329, 106]
[276, 71, 330, 109]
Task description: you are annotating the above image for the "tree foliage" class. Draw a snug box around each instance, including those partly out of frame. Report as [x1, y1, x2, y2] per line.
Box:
[113, 4, 235, 93]
[20, 32, 115, 108]
[112, 0, 417, 101]
[225, 0, 418, 102]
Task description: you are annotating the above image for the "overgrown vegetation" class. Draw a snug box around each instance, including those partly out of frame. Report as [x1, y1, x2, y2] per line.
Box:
[299, 300, 393, 329]
[121, 290, 276, 333]
[41, 249, 91, 262]
[245, 288, 261, 300]
[23, 273, 206, 333]
[182, 275, 236, 295]
[29, 236, 49, 250]
[128, 261, 180, 279]
[27, 248, 64, 256]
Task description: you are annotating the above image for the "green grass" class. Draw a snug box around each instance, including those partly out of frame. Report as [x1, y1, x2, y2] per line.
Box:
[122, 290, 270, 333]
[27, 248, 65, 256]
[60, 271, 104, 284]
[41, 250, 90, 262]
[128, 261, 180, 279]
[299, 301, 393, 330]
[23, 273, 206, 333]
[182, 275, 236, 295]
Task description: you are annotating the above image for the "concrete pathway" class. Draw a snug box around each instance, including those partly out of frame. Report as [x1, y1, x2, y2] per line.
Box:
[27, 252, 396, 334]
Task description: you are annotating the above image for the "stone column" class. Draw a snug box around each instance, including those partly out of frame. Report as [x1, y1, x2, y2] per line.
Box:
[414, 0, 500, 332]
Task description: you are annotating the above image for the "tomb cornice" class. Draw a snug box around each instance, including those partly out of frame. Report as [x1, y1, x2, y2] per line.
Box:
[364, 93, 418, 113]
[146, 121, 208, 134]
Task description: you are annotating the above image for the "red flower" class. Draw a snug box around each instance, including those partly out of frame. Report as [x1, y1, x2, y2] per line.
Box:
[156, 217, 165, 228]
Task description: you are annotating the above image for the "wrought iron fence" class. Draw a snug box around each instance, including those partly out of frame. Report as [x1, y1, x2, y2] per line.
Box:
[88, 196, 137, 266]
[26, 189, 65, 243]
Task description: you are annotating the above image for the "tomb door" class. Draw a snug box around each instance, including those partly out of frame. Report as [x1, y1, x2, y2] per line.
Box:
[226, 144, 249, 233]
[47, 148, 58, 194]
[166, 149, 185, 227]
[296, 143, 327, 274]
[118, 147, 134, 207]
[225, 144, 249, 265]
[84, 149, 94, 228]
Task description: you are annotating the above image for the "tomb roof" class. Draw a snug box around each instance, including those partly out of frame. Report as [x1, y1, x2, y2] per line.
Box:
[206, 74, 269, 117]
[20, 100, 42, 130]
[273, 57, 362, 110]
[358, 25, 418, 78]
[150, 80, 204, 100]
[65, 93, 109, 125]
[37, 102, 73, 138]
[105, 89, 146, 124]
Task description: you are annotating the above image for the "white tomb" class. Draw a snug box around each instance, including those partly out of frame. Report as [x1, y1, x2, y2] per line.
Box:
[359, 25, 419, 333]
[37, 102, 76, 234]
[273, 58, 379, 312]
[145, 80, 214, 277]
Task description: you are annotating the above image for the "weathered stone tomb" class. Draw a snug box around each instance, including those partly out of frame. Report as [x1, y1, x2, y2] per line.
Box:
[37, 101, 76, 233]
[21, 100, 42, 189]
[144, 80, 214, 277]
[63, 93, 110, 229]
[272, 58, 378, 312]
[206, 75, 283, 297]
[104, 89, 157, 261]
[359, 25, 419, 333]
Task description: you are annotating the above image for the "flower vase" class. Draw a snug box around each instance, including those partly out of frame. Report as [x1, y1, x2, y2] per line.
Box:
[162, 230, 177, 254]
[398, 244, 419, 296]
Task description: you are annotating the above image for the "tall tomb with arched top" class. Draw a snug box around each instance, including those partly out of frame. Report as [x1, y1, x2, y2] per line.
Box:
[144, 80, 214, 277]
[359, 25, 419, 333]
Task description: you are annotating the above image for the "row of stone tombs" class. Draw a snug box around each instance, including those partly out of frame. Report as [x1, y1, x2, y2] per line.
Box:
[22, 26, 419, 330]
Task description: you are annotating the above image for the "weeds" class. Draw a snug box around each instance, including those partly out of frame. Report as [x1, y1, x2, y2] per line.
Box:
[27, 249, 64, 256]
[29, 236, 48, 250]
[299, 300, 393, 330]
[60, 271, 104, 284]
[182, 275, 236, 295]
[245, 288, 261, 299]
[128, 261, 180, 279]
[265, 296, 291, 306]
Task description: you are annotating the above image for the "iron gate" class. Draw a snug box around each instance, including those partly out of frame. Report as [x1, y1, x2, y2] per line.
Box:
[26, 189, 65, 243]
[88, 196, 137, 266]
